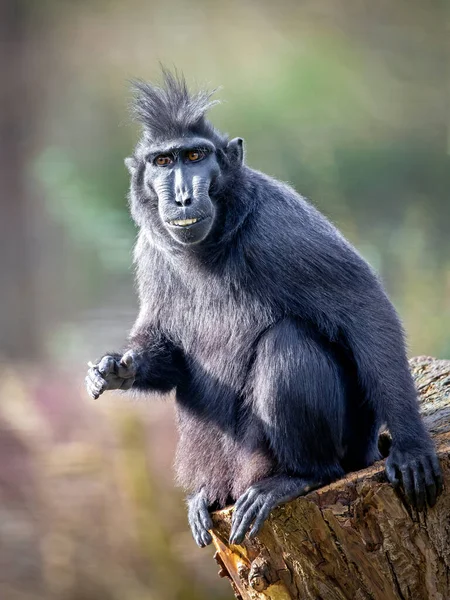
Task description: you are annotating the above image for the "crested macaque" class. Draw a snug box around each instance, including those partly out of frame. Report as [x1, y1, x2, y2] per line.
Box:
[86, 71, 442, 547]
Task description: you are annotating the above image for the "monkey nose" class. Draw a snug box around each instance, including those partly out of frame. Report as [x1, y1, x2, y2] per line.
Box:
[176, 195, 192, 207]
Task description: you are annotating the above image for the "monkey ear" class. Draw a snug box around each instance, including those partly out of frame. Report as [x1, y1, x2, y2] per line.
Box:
[226, 137, 244, 166]
[124, 156, 137, 174]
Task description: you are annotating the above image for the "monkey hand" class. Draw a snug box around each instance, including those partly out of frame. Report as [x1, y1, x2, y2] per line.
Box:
[385, 443, 443, 510]
[85, 351, 137, 399]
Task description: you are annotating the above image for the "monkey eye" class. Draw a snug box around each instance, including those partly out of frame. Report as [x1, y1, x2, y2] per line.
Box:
[154, 154, 173, 166]
[186, 149, 205, 162]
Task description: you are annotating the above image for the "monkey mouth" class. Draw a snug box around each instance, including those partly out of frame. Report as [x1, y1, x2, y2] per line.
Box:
[164, 214, 214, 244]
[167, 217, 205, 227]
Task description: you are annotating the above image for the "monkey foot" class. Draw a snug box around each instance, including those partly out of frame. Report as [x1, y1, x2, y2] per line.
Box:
[187, 489, 213, 548]
[229, 475, 320, 545]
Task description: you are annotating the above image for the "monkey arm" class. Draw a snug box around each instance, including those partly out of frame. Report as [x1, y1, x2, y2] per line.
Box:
[345, 293, 425, 440]
[343, 291, 443, 507]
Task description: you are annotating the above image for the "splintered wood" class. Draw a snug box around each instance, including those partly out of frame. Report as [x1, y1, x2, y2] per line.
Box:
[211, 356, 450, 600]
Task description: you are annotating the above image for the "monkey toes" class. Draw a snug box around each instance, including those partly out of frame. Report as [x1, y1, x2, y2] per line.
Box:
[187, 490, 213, 548]
[229, 475, 320, 545]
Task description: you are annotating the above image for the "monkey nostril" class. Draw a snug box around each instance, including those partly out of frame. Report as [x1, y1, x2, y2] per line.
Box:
[175, 196, 192, 207]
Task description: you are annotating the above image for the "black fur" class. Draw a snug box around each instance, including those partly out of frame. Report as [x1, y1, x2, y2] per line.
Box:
[86, 71, 442, 547]
[131, 68, 225, 145]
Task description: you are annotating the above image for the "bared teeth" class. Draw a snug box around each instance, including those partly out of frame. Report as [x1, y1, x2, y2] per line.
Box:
[170, 218, 198, 226]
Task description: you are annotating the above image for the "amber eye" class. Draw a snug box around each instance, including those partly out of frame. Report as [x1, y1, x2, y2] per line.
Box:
[187, 149, 204, 162]
[155, 155, 173, 166]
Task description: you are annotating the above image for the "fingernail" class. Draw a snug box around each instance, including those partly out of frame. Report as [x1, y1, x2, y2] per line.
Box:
[121, 353, 132, 366]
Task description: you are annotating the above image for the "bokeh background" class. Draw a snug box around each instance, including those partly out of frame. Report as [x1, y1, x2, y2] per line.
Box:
[1, 1, 449, 598]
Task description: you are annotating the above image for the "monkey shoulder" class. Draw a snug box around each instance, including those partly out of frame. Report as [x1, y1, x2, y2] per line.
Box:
[244, 170, 384, 317]
[248, 171, 368, 272]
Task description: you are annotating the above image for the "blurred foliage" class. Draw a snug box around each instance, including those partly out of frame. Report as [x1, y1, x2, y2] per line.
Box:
[0, 370, 230, 599]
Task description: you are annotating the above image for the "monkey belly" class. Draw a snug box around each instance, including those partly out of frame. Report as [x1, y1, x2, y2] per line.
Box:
[172, 323, 278, 505]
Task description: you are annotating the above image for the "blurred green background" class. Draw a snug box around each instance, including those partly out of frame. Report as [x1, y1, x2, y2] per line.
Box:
[0, 0, 449, 598]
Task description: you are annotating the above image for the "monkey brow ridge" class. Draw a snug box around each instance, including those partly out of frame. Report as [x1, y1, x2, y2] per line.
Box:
[146, 137, 216, 159]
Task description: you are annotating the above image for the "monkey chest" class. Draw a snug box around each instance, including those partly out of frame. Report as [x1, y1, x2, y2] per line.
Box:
[171, 297, 266, 389]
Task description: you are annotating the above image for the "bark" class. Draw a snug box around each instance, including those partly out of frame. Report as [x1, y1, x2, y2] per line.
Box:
[211, 356, 450, 600]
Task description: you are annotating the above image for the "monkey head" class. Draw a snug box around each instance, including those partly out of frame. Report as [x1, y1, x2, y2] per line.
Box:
[125, 71, 243, 247]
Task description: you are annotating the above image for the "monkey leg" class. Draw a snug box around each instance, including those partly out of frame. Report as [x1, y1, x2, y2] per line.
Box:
[187, 488, 213, 548]
[230, 318, 348, 544]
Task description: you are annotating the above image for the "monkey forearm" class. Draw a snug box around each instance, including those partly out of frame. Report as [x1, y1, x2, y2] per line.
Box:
[125, 328, 184, 392]
[345, 302, 432, 447]
[130, 347, 182, 392]
[381, 381, 431, 448]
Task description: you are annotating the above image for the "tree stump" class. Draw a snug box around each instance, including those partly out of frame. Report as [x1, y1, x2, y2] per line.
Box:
[211, 356, 450, 600]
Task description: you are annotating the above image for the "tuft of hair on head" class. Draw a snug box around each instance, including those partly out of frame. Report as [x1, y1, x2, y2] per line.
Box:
[130, 68, 221, 142]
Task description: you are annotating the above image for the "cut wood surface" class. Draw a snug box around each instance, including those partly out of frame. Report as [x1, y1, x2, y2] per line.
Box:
[211, 356, 450, 600]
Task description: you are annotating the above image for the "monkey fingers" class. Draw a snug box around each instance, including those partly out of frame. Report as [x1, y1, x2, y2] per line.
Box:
[424, 455, 442, 507]
[115, 351, 138, 380]
[419, 454, 443, 507]
[399, 463, 418, 509]
[385, 461, 401, 490]
[429, 454, 444, 498]
[85, 352, 137, 399]
[386, 450, 443, 510]
[97, 355, 117, 378]
[412, 463, 426, 510]
[85, 366, 108, 399]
